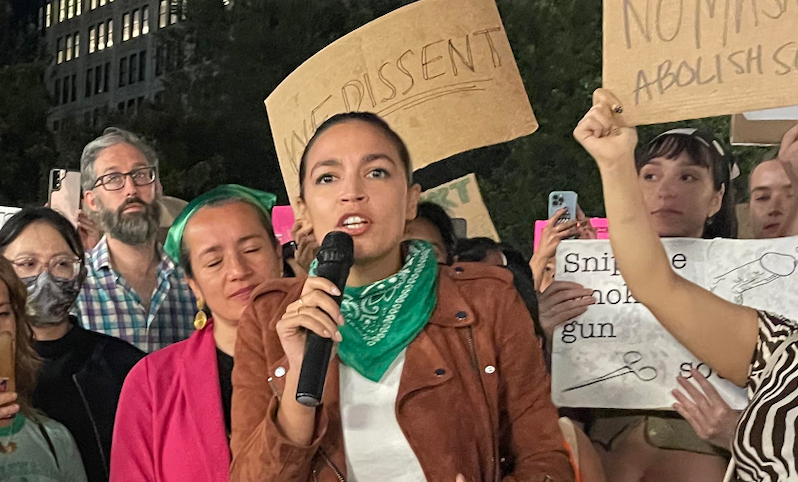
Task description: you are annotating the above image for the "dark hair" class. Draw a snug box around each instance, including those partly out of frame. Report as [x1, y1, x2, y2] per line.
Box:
[637, 132, 736, 238]
[455, 237, 545, 356]
[0, 257, 42, 419]
[0, 208, 85, 259]
[179, 199, 278, 278]
[455, 237, 501, 263]
[298, 112, 413, 198]
[416, 201, 457, 265]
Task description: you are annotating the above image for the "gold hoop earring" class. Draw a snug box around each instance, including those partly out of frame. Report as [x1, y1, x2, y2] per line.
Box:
[194, 298, 208, 330]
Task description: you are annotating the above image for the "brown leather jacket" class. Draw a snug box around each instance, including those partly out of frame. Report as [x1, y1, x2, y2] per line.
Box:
[230, 263, 574, 482]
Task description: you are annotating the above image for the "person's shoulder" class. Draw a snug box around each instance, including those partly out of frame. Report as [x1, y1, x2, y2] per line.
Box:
[251, 277, 304, 307]
[125, 336, 192, 385]
[442, 262, 515, 287]
[243, 277, 305, 330]
[36, 414, 77, 446]
[81, 327, 146, 365]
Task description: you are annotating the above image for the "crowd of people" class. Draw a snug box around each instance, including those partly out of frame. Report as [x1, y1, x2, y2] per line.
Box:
[0, 93, 796, 482]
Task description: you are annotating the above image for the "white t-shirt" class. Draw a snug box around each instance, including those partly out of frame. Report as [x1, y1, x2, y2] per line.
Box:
[340, 349, 427, 482]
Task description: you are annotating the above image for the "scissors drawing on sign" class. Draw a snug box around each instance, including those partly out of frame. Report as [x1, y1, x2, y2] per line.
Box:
[563, 351, 658, 392]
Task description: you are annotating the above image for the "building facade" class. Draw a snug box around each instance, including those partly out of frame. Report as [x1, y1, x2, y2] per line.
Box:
[38, 0, 184, 131]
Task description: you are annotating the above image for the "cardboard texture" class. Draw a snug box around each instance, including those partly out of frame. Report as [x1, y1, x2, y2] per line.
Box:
[420, 174, 499, 241]
[603, 0, 798, 126]
[731, 113, 798, 146]
[265, 0, 538, 202]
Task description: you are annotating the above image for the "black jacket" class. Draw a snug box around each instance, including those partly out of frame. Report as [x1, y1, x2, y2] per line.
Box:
[33, 318, 145, 482]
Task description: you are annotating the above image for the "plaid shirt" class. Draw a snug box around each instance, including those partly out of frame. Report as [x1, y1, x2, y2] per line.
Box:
[74, 236, 196, 352]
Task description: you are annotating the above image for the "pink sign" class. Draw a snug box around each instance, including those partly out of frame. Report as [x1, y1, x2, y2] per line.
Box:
[271, 206, 296, 245]
[533, 218, 609, 252]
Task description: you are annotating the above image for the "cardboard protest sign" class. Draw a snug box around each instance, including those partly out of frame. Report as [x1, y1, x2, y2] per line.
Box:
[604, 1, 798, 126]
[552, 237, 798, 410]
[266, 0, 538, 202]
[0, 207, 20, 229]
[533, 218, 609, 251]
[420, 174, 499, 241]
[731, 106, 798, 146]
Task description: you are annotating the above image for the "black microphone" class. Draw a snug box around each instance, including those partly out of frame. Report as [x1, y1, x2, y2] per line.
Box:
[296, 231, 354, 407]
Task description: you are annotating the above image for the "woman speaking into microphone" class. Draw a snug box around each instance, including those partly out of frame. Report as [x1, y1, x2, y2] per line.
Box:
[230, 113, 573, 482]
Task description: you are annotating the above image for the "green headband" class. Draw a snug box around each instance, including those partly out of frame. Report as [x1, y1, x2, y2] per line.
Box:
[163, 184, 277, 263]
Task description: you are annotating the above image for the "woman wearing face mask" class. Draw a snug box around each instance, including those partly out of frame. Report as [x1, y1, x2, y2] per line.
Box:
[0, 256, 88, 480]
[0, 208, 144, 482]
[110, 185, 283, 481]
[230, 113, 573, 481]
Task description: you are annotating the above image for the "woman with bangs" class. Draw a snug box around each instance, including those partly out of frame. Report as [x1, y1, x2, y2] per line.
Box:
[0, 257, 87, 480]
[585, 128, 740, 482]
[534, 127, 740, 481]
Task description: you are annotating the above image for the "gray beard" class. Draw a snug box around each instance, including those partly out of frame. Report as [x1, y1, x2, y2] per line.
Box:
[95, 195, 162, 245]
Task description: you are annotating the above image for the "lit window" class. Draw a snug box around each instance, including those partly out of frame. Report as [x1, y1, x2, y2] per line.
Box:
[100, 0, 106, 6]
[67, 0, 74, 19]
[90, 0, 96, 10]
[132, 9, 140, 38]
[123, 13, 130, 41]
[159, 1, 167, 28]
[46, 3, 52, 27]
[98, 22, 106, 50]
[74, 32, 79, 58]
[89, 27, 95, 54]
[56, 37, 63, 64]
[170, 0, 177, 25]
[66, 35, 73, 61]
[76, 0, 81, 16]
[59, 0, 65, 22]
[142, 6, 149, 35]
[106, 19, 113, 48]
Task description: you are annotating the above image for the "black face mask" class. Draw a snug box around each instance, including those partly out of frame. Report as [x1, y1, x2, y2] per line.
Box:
[22, 270, 85, 326]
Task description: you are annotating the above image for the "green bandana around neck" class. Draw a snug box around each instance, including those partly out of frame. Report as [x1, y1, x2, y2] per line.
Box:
[309, 240, 438, 382]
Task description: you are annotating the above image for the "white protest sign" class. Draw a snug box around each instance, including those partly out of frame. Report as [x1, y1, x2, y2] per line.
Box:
[420, 174, 499, 241]
[0, 207, 20, 229]
[551, 237, 798, 410]
[743, 105, 798, 121]
[265, 0, 538, 202]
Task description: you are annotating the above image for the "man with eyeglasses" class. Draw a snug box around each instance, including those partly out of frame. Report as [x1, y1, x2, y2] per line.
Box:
[75, 128, 196, 352]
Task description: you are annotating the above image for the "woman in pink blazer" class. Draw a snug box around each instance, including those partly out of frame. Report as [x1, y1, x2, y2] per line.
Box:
[110, 186, 282, 481]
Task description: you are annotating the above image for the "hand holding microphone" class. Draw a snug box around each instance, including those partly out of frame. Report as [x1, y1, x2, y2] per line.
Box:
[275, 231, 354, 406]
